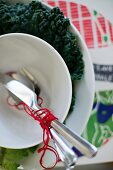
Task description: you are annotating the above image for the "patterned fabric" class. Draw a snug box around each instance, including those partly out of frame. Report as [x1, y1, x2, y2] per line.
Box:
[43, 0, 113, 148]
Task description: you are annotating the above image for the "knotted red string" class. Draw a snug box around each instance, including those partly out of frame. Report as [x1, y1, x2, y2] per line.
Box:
[7, 96, 60, 169]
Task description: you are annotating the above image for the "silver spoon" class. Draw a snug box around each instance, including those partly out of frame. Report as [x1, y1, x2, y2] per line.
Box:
[7, 70, 77, 169]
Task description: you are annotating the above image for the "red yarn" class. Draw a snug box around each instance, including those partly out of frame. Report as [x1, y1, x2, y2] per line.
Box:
[7, 96, 59, 169]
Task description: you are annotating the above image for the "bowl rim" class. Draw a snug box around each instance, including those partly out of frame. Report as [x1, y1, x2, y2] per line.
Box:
[70, 23, 95, 134]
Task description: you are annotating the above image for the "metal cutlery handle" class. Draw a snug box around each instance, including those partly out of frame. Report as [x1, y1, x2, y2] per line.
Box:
[33, 104, 97, 158]
[18, 68, 97, 158]
[51, 119, 97, 158]
[50, 128, 77, 168]
[32, 103, 97, 158]
[4, 75, 97, 159]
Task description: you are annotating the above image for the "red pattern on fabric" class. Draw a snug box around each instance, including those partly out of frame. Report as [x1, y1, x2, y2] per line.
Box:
[73, 21, 80, 32]
[109, 21, 113, 42]
[81, 5, 91, 17]
[83, 19, 94, 48]
[95, 23, 102, 47]
[70, 2, 78, 19]
[42, 0, 113, 48]
[47, 1, 56, 7]
[97, 17, 107, 34]
[58, 1, 67, 17]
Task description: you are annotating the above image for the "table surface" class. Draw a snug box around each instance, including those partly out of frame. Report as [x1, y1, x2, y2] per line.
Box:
[54, 162, 113, 170]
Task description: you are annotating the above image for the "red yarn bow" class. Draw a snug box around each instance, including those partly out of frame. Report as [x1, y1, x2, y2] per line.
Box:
[7, 96, 60, 169]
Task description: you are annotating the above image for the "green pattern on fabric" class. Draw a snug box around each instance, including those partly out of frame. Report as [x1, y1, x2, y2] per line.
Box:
[82, 90, 113, 148]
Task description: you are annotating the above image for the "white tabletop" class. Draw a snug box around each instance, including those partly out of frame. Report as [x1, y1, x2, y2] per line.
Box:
[74, 0, 113, 24]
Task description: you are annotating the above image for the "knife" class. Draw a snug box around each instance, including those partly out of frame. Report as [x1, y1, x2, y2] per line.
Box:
[0, 72, 97, 158]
